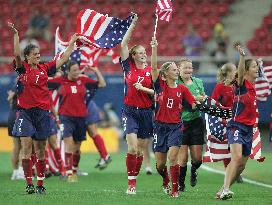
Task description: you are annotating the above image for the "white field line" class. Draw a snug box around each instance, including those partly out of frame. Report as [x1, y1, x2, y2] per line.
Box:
[201, 164, 272, 189]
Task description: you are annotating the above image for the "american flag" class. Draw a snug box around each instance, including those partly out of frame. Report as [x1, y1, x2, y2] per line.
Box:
[203, 98, 265, 163]
[207, 115, 226, 141]
[255, 65, 272, 101]
[55, 27, 119, 67]
[76, 9, 133, 48]
[156, 0, 173, 22]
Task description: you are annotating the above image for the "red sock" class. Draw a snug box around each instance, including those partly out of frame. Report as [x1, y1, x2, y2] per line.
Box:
[135, 155, 143, 176]
[170, 165, 180, 193]
[65, 152, 73, 176]
[44, 150, 49, 169]
[54, 148, 64, 170]
[93, 134, 108, 159]
[36, 159, 46, 186]
[223, 158, 231, 168]
[22, 159, 33, 185]
[72, 153, 80, 174]
[156, 164, 170, 186]
[31, 152, 37, 165]
[126, 153, 137, 187]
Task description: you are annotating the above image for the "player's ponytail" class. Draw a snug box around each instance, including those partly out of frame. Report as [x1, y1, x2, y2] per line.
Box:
[217, 63, 236, 84]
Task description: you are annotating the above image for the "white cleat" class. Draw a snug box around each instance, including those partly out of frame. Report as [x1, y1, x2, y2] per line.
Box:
[162, 184, 171, 195]
[220, 189, 234, 200]
[126, 186, 136, 195]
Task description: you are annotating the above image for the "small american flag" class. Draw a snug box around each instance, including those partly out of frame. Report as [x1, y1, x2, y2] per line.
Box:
[255, 65, 272, 101]
[76, 9, 133, 48]
[156, 0, 173, 22]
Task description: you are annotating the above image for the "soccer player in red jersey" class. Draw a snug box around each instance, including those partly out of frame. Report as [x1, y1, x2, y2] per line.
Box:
[218, 45, 259, 200]
[48, 61, 106, 182]
[120, 14, 154, 195]
[212, 63, 243, 186]
[151, 37, 196, 198]
[9, 22, 78, 194]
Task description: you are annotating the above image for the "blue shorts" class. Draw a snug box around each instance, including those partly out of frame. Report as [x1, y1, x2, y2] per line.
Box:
[85, 100, 101, 125]
[227, 121, 253, 157]
[153, 121, 183, 153]
[60, 115, 86, 142]
[122, 105, 153, 138]
[12, 108, 51, 140]
[49, 115, 58, 136]
[8, 109, 16, 136]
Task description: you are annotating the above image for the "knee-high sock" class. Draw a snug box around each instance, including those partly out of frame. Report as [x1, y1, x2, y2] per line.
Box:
[22, 159, 33, 185]
[156, 164, 170, 186]
[72, 153, 80, 174]
[191, 161, 202, 173]
[126, 153, 137, 186]
[170, 165, 180, 193]
[135, 155, 143, 176]
[65, 152, 73, 176]
[93, 134, 108, 159]
[36, 159, 46, 186]
[179, 165, 187, 185]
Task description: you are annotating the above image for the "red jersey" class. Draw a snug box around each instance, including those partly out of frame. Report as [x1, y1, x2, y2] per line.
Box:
[48, 76, 98, 117]
[212, 83, 233, 107]
[15, 60, 56, 110]
[154, 77, 195, 123]
[120, 58, 153, 108]
[233, 79, 257, 126]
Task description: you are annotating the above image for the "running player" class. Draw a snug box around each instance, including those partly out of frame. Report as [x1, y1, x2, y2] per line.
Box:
[120, 14, 154, 194]
[9, 22, 78, 194]
[212, 63, 243, 184]
[151, 37, 196, 198]
[48, 61, 106, 182]
[177, 58, 206, 192]
[218, 44, 259, 200]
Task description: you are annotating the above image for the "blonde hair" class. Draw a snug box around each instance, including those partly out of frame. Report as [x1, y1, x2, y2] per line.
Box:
[178, 58, 192, 66]
[217, 63, 236, 83]
[159, 62, 174, 78]
[129, 45, 143, 63]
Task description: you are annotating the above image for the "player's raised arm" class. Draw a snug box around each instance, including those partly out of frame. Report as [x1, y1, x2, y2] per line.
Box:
[8, 22, 22, 68]
[151, 37, 159, 82]
[56, 34, 79, 69]
[234, 43, 246, 86]
[120, 13, 138, 61]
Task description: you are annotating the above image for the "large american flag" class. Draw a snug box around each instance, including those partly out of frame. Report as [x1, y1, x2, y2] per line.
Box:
[156, 0, 173, 22]
[76, 9, 133, 48]
[203, 97, 265, 163]
[255, 65, 272, 101]
[55, 27, 119, 67]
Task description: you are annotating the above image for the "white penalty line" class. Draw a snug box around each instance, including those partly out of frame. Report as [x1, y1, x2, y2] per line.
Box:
[201, 164, 272, 189]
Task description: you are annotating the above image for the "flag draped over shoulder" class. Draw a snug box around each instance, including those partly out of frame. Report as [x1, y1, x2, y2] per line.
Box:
[76, 9, 133, 48]
[55, 27, 119, 67]
[156, 0, 173, 22]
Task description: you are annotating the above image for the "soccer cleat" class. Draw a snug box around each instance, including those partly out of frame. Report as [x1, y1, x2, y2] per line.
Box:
[67, 174, 78, 183]
[77, 170, 89, 176]
[95, 155, 112, 170]
[145, 167, 153, 175]
[236, 175, 243, 183]
[170, 192, 179, 198]
[36, 185, 46, 194]
[190, 171, 198, 187]
[162, 184, 171, 195]
[26, 184, 35, 194]
[178, 183, 186, 192]
[126, 186, 136, 195]
[220, 189, 234, 200]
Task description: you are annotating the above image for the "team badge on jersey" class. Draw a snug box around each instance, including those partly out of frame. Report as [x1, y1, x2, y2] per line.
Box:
[40, 71, 44, 75]
[177, 92, 181, 97]
[77, 80, 81, 85]
[145, 72, 150, 76]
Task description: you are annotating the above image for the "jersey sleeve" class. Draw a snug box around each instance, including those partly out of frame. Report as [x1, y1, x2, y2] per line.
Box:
[182, 85, 195, 105]
[48, 77, 62, 90]
[43, 60, 57, 75]
[13, 59, 26, 74]
[153, 76, 163, 95]
[83, 77, 99, 90]
[119, 57, 131, 74]
[211, 84, 221, 102]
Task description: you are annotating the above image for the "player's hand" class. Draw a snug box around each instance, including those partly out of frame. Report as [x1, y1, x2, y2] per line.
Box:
[195, 95, 206, 103]
[150, 37, 158, 48]
[88, 66, 99, 72]
[69, 33, 80, 44]
[131, 12, 138, 25]
[8, 22, 18, 34]
[233, 42, 245, 56]
[257, 58, 263, 68]
[133, 82, 144, 90]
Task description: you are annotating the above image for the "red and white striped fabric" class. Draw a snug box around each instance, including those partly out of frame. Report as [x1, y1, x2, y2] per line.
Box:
[156, 0, 173, 22]
[55, 27, 119, 67]
[255, 66, 272, 101]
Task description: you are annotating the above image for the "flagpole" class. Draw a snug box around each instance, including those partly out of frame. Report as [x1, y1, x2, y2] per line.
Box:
[153, 14, 158, 38]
